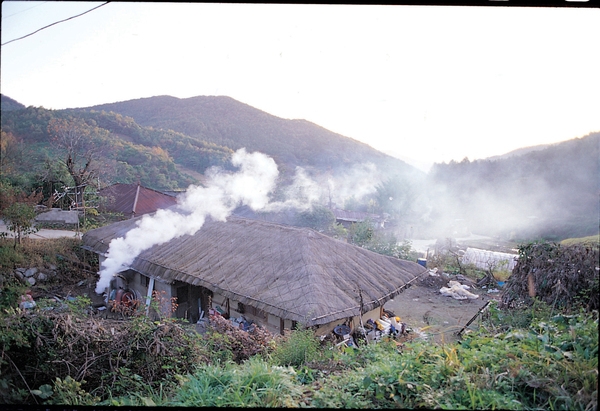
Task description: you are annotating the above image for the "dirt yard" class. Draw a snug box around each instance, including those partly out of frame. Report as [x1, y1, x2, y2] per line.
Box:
[384, 273, 500, 344]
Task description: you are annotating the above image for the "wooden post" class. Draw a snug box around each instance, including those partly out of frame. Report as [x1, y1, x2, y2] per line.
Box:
[527, 273, 536, 298]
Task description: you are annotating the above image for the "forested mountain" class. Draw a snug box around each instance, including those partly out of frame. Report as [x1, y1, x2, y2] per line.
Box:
[81, 95, 416, 178]
[0, 94, 25, 111]
[486, 142, 554, 161]
[0, 98, 233, 192]
[425, 132, 599, 241]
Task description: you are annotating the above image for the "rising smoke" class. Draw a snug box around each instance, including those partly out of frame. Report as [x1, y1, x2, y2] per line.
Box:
[96, 148, 384, 293]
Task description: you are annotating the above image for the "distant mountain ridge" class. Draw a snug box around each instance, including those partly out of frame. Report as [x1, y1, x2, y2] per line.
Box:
[81, 95, 418, 177]
[487, 143, 554, 161]
[0, 94, 26, 111]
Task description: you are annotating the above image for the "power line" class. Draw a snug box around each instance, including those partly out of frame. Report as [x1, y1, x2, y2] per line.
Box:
[1, 2, 110, 46]
[2, 1, 49, 20]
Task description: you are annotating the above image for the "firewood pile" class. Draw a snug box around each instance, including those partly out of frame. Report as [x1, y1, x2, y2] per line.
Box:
[500, 242, 599, 312]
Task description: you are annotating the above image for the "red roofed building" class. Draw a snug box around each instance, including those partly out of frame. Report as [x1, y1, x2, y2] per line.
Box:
[98, 183, 178, 218]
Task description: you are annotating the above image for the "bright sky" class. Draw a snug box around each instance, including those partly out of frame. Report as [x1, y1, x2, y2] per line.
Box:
[1, 2, 599, 170]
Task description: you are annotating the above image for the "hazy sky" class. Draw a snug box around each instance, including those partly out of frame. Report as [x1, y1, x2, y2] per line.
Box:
[2, 2, 599, 170]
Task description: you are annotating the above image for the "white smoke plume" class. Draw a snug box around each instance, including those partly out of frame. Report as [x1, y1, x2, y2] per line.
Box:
[327, 162, 380, 207]
[95, 148, 278, 293]
[263, 167, 323, 212]
[264, 162, 382, 213]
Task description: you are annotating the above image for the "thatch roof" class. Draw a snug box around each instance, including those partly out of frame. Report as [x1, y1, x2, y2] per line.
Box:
[83, 215, 426, 326]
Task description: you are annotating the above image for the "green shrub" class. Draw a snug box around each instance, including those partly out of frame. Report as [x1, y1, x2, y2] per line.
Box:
[269, 328, 321, 367]
[0, 243, 25, 268]
[0, 274, 26, 310]
[45, 376, 99, 405]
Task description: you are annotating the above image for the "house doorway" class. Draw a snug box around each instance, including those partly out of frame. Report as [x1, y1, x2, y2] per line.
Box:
[174, 283, 212, 323]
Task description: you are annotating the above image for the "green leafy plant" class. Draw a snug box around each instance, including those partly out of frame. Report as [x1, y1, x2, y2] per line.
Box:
[46, 376, 99, 405]
[64, 295, 92, 315]
[269, 328, 322, 367]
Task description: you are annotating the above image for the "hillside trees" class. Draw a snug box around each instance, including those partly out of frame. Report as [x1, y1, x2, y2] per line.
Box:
[83, 95, 415, 175]
[1, 106, 216, 193]
[73, 109, 233, 173]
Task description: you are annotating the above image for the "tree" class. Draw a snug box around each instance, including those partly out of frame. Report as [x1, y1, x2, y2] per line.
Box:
[0, 131, 21, 177]
[47, 118, 104, 209]
[347, 219, 375, 247]
[296, 205, 335, 232]
[365, 235, 413, 260]
[343, 195, 367, 212]
[2, 202, 38, 248]
[347, 219, 413, 259]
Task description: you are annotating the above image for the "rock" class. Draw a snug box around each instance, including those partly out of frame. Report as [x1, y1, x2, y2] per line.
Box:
[196, 319, 209, 334]
[27, 277, 36, 286]
[37, 272, 48, 282]
[14, 270, 24, 282]
[15, 268, 27, 274]
[48, 264, 58, 271]
[24, 268, 38, 277]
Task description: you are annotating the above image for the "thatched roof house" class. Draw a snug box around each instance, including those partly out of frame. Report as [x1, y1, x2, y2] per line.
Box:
[83, 215, 425, 334]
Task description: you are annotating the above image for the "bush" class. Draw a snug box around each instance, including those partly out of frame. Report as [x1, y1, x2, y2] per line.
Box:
[269, 328, 321, 367]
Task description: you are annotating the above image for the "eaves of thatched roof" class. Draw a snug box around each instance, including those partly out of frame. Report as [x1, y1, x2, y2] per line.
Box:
[82, 215, 426, 326]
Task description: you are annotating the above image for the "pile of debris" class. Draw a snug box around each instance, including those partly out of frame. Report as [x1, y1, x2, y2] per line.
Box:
[330, 310, 409, 348]
[206, 310, 276, 362]
[439, 280, 480, 300]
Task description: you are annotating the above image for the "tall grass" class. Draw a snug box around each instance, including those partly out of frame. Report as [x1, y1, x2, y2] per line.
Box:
[0, 237, 85, 270]
[171, 357, 302, 407]
[268, 328, 323, 367]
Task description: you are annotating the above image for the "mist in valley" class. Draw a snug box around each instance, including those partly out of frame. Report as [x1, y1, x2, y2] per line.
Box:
[287, 132, 599, 245]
